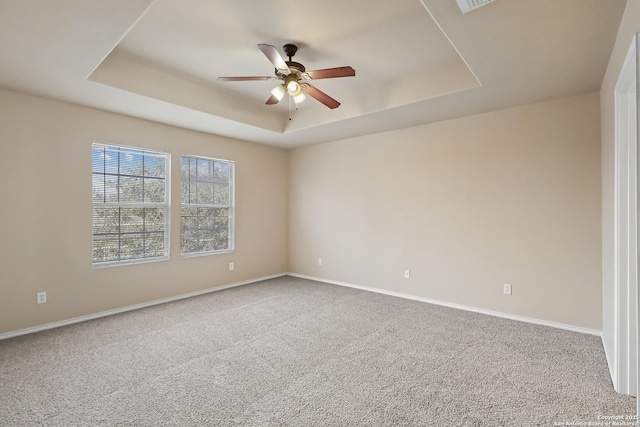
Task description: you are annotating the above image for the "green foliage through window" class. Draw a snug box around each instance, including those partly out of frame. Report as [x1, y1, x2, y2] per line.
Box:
[92, 143, 170, 265]
[181, 156, 234, 255]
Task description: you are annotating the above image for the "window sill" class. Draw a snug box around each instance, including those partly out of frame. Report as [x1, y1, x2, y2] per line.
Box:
[92, 256, 170, 269]
[180, 249, 234, 259]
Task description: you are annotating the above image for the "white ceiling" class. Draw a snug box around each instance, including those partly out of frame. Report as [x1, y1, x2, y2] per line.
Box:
[0, 0, 626, 148]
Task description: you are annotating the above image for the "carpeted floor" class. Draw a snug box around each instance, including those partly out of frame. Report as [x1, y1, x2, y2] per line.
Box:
[0, 275, 636, 426]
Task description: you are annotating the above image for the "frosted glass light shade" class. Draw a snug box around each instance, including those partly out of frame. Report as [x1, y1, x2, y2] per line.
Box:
[271, 85, 285, 101]
[293, 92, 306, 104]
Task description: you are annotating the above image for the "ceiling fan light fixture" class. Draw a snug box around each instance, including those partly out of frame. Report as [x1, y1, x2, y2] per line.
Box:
[218, 43, 354, 111]
[285, 78, 305, 103]
[293, 92, 306, 104]
[271, 84, 286, 101]
[287, 80, 301, 94]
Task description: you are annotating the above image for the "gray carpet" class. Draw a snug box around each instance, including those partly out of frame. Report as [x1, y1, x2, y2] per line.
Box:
[0, 276, 635, 426]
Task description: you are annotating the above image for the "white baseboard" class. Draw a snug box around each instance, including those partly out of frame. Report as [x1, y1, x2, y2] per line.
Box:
[602, 334, 617, 391]
[2, 272, 601, 341]
[288, 273, 602, 337]
[0, 273, 287, 341]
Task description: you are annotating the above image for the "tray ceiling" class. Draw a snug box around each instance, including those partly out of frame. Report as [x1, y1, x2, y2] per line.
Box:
[0, 0, 627, 147]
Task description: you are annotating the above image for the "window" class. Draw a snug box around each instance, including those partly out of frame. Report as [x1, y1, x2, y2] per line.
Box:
[92, 143, 170, 266]
[181, 156, 234, 255]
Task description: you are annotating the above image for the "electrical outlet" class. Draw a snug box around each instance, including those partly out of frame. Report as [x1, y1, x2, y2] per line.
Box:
[318, 258, 323, 266]
[37, 292, 47, 304]
[503, 284, 512, 295]
[229, 262, 234, 271]
[404, 269, 410, 279]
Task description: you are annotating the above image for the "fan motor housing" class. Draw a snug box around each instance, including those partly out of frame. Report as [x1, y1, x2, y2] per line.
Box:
[276, 61, 306, 81]
[286, 61, 305, 73]
[278, 44, 305, 79]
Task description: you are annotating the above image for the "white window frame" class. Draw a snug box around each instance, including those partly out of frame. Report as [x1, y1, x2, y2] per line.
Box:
[92, 142, 171, 268]
[180, 155, 235, 257]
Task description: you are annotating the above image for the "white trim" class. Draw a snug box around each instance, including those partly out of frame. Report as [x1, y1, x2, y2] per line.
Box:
[2, 271, 601, 341]
[180, 249, 234, 259]
[91, 142, 172, 267]
[0, 273, 287, 341]
[92, 255, 170, 269]
[611, 33, 640, 397]
[181, 154, 235, 163]
[179, 155, 235, 256]
[288, 273, 602, 336]
[418, 0, 481, 87]
[603, 334, 616, 386]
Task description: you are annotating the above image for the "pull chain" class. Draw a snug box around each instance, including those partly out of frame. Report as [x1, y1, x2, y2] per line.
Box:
[288, 94, 299, 121]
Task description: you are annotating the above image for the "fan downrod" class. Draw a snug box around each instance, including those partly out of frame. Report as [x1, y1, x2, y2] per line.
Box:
[283, 44, 298, 61]
[279, 44, 305, 74]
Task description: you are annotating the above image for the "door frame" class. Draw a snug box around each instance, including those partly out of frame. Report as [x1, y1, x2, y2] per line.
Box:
[613, 33, 639, 402]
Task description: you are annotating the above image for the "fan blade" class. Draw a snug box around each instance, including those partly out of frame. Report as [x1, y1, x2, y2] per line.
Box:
[305, 66, 355, 80]
[265, 94, 280, 105]
[257, 44, 290, 71]
[217, 76, 274, 81]
[302, 84, 340, 109]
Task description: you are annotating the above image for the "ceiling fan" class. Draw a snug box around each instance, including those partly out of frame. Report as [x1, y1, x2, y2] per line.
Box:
[218, 44, 355, 110]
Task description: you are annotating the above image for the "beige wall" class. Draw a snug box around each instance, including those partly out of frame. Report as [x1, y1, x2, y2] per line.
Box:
[0, 81, 605, 334]
[0, 88, 288, 335]
[600, 0, 640, 371]
[289, 92, 602, 329]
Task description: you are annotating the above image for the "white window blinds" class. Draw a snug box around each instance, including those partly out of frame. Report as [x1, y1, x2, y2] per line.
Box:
[92, 143, 170, 266]
[180, 156, 235, 255]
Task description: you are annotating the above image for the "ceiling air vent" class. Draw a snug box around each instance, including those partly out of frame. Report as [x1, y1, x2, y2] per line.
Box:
[456, 0, 495, 14]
